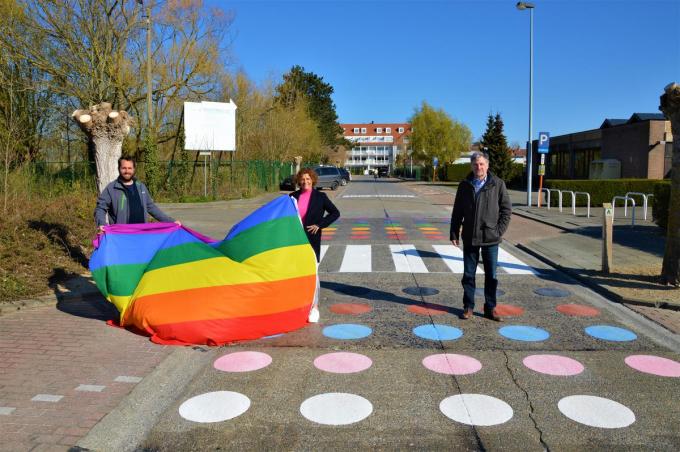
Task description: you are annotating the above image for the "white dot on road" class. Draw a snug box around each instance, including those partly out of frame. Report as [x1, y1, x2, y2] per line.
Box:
[439, 394, 513, 426]
[300, 393, 373, 425]
[179, 391, 250, 423]
[558, 395, 635, 428]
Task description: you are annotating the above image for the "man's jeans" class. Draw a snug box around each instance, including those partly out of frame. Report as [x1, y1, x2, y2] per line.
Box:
[461, 244, 499, 311]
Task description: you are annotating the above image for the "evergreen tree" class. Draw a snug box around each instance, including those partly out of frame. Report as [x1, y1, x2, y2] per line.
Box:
[480, 113, 513, 180]
[274, 65, 344, 146]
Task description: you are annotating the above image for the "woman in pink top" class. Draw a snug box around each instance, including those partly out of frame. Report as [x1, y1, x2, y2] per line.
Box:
[290, 168, 340, 262]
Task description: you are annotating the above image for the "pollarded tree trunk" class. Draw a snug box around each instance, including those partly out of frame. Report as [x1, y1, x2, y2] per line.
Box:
[659, 82, 680, 287]
[71, 102, 133, 193]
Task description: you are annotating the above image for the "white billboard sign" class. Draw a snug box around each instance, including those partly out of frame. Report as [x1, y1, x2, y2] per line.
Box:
[184, 100, 237, 151]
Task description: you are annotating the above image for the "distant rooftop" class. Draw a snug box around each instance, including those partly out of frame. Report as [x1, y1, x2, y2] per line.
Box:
[600, 113, 667, 129]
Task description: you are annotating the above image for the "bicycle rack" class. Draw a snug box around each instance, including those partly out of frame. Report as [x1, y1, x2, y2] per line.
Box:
[574, 191, 591, 218]
[625, 192, 650, 220]
[612, 196, 636, 226]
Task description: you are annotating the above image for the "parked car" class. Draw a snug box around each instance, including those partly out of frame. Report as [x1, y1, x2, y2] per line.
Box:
[312, 165, 343, 190]
[338, 168, 351, 185]
[279, 175, 295, 190]
[377, 167, 389, 178]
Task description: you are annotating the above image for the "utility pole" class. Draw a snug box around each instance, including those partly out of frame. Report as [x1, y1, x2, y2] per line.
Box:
[138, 0, 153, 131]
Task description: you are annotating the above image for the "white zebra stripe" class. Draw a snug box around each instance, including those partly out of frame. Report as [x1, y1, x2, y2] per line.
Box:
[389, 244, 429, 273]
[320, 245, 329, 263]
[338, 245, 372, 272]
[497, 247, 538, 275]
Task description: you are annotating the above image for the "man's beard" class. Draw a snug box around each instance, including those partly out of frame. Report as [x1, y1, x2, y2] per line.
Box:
[119, 173, 134, 182]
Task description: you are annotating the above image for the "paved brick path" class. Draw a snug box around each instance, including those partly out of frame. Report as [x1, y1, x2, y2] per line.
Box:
[0, 298, 172, 451]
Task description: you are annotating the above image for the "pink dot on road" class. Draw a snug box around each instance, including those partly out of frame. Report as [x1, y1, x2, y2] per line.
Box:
[213, 351, 272, 372]
[422, 354, 482, 375]
[625, 355, 680, 377]
[523, 354, 584, 376]
[556, 304, 600, 317]
[314, 352, 373, 373]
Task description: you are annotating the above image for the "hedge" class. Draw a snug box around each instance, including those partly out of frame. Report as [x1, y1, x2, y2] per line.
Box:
[543, 179, 665, 207]
[652, 182, 671, 229]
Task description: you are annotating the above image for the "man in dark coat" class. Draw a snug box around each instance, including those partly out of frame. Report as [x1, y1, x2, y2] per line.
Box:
[95, 157, 180, 233]
[450, 152, 512, 321]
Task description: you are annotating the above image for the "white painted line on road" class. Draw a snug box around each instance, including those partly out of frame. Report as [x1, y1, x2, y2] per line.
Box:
[320, 245, 329, 263]
[339, 245, 372, 272]
[498, 247, 537, 275]
[432, 245, 466, 273]
[390, 244, 429, 273]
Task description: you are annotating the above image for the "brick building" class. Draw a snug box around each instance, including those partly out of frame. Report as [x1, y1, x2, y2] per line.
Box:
[531, 113, 672, 180]
[341, 122, 411, 173]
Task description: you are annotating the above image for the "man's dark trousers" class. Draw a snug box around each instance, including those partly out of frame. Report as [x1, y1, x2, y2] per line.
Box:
[462, 244, 499, 311]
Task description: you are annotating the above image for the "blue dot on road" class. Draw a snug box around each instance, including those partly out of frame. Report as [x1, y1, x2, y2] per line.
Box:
[499, 325, 550, 342]
[585, 325, 637, 342]
[323, 324, 373, 340]
[413, 324, 463, 341]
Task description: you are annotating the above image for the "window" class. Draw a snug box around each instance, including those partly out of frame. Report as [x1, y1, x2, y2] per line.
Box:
[398, 127, 404, 133]
[385, 127, 391, 133]
[353, 128, 359, 133]
[361, 127, 367, 133]
[376, 127, 382, 133]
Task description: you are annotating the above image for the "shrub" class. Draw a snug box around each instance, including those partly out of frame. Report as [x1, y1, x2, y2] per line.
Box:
[653, 182, 671, 229]
[544, 179, 664, 207]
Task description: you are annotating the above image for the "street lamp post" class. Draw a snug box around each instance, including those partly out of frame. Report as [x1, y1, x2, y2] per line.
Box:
[516, 1, 535, 207]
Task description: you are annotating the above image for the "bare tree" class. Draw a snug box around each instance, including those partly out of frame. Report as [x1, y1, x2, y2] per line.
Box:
[72, 103, 133, 193]
[659, 82, 680, 287]
[0, 0, 232, 160]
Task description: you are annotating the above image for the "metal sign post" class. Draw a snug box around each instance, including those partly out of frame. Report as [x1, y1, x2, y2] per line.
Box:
[602, 202, 613, 274]
[199, 151, 210, 197]
[537, 132, 550, 207]
[432, 157, 438, 182]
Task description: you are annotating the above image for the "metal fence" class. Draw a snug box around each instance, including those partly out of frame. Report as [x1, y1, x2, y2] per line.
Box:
[4, 159, 296, 200]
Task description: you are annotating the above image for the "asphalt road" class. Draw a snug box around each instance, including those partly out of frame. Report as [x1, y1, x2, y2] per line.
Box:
[79, 176, 680, 451]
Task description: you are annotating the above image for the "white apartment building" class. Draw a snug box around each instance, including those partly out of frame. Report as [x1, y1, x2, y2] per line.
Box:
[341, 122, 411, 173]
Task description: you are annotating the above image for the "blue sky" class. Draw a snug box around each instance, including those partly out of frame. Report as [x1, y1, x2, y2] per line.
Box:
[209, 0, 679, 145]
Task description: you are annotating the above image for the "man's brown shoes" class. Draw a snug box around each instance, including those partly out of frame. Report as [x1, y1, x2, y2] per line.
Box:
[461, 308, 474, 320]
[484, 309, 503, 322]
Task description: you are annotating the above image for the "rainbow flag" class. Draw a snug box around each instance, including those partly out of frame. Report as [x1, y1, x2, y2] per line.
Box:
[89, 195, 317, 345]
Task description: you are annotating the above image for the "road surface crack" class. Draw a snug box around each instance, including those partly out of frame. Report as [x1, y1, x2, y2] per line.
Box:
[503, 351, 550, 452]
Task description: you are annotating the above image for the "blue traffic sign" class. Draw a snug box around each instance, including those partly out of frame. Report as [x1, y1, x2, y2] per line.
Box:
[538, 132, 550, 154]
[433, 157, 439, 167]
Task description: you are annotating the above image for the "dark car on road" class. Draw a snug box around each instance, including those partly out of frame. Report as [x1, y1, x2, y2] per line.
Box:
[338, 168, 351, 185]
[377, 167, 389, 178]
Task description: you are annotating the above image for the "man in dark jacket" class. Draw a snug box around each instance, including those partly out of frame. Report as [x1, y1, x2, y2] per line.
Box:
[94, 157, 180, 233]
[450, 152, 512, 321]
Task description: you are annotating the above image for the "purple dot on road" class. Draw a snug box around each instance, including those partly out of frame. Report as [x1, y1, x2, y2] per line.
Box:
[523, 354, 585, 376]
[314, 352, 373, 374]
[624, 355, 680, 377]
[422, 354, 482, 375]
[213, 351, 272, 372]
